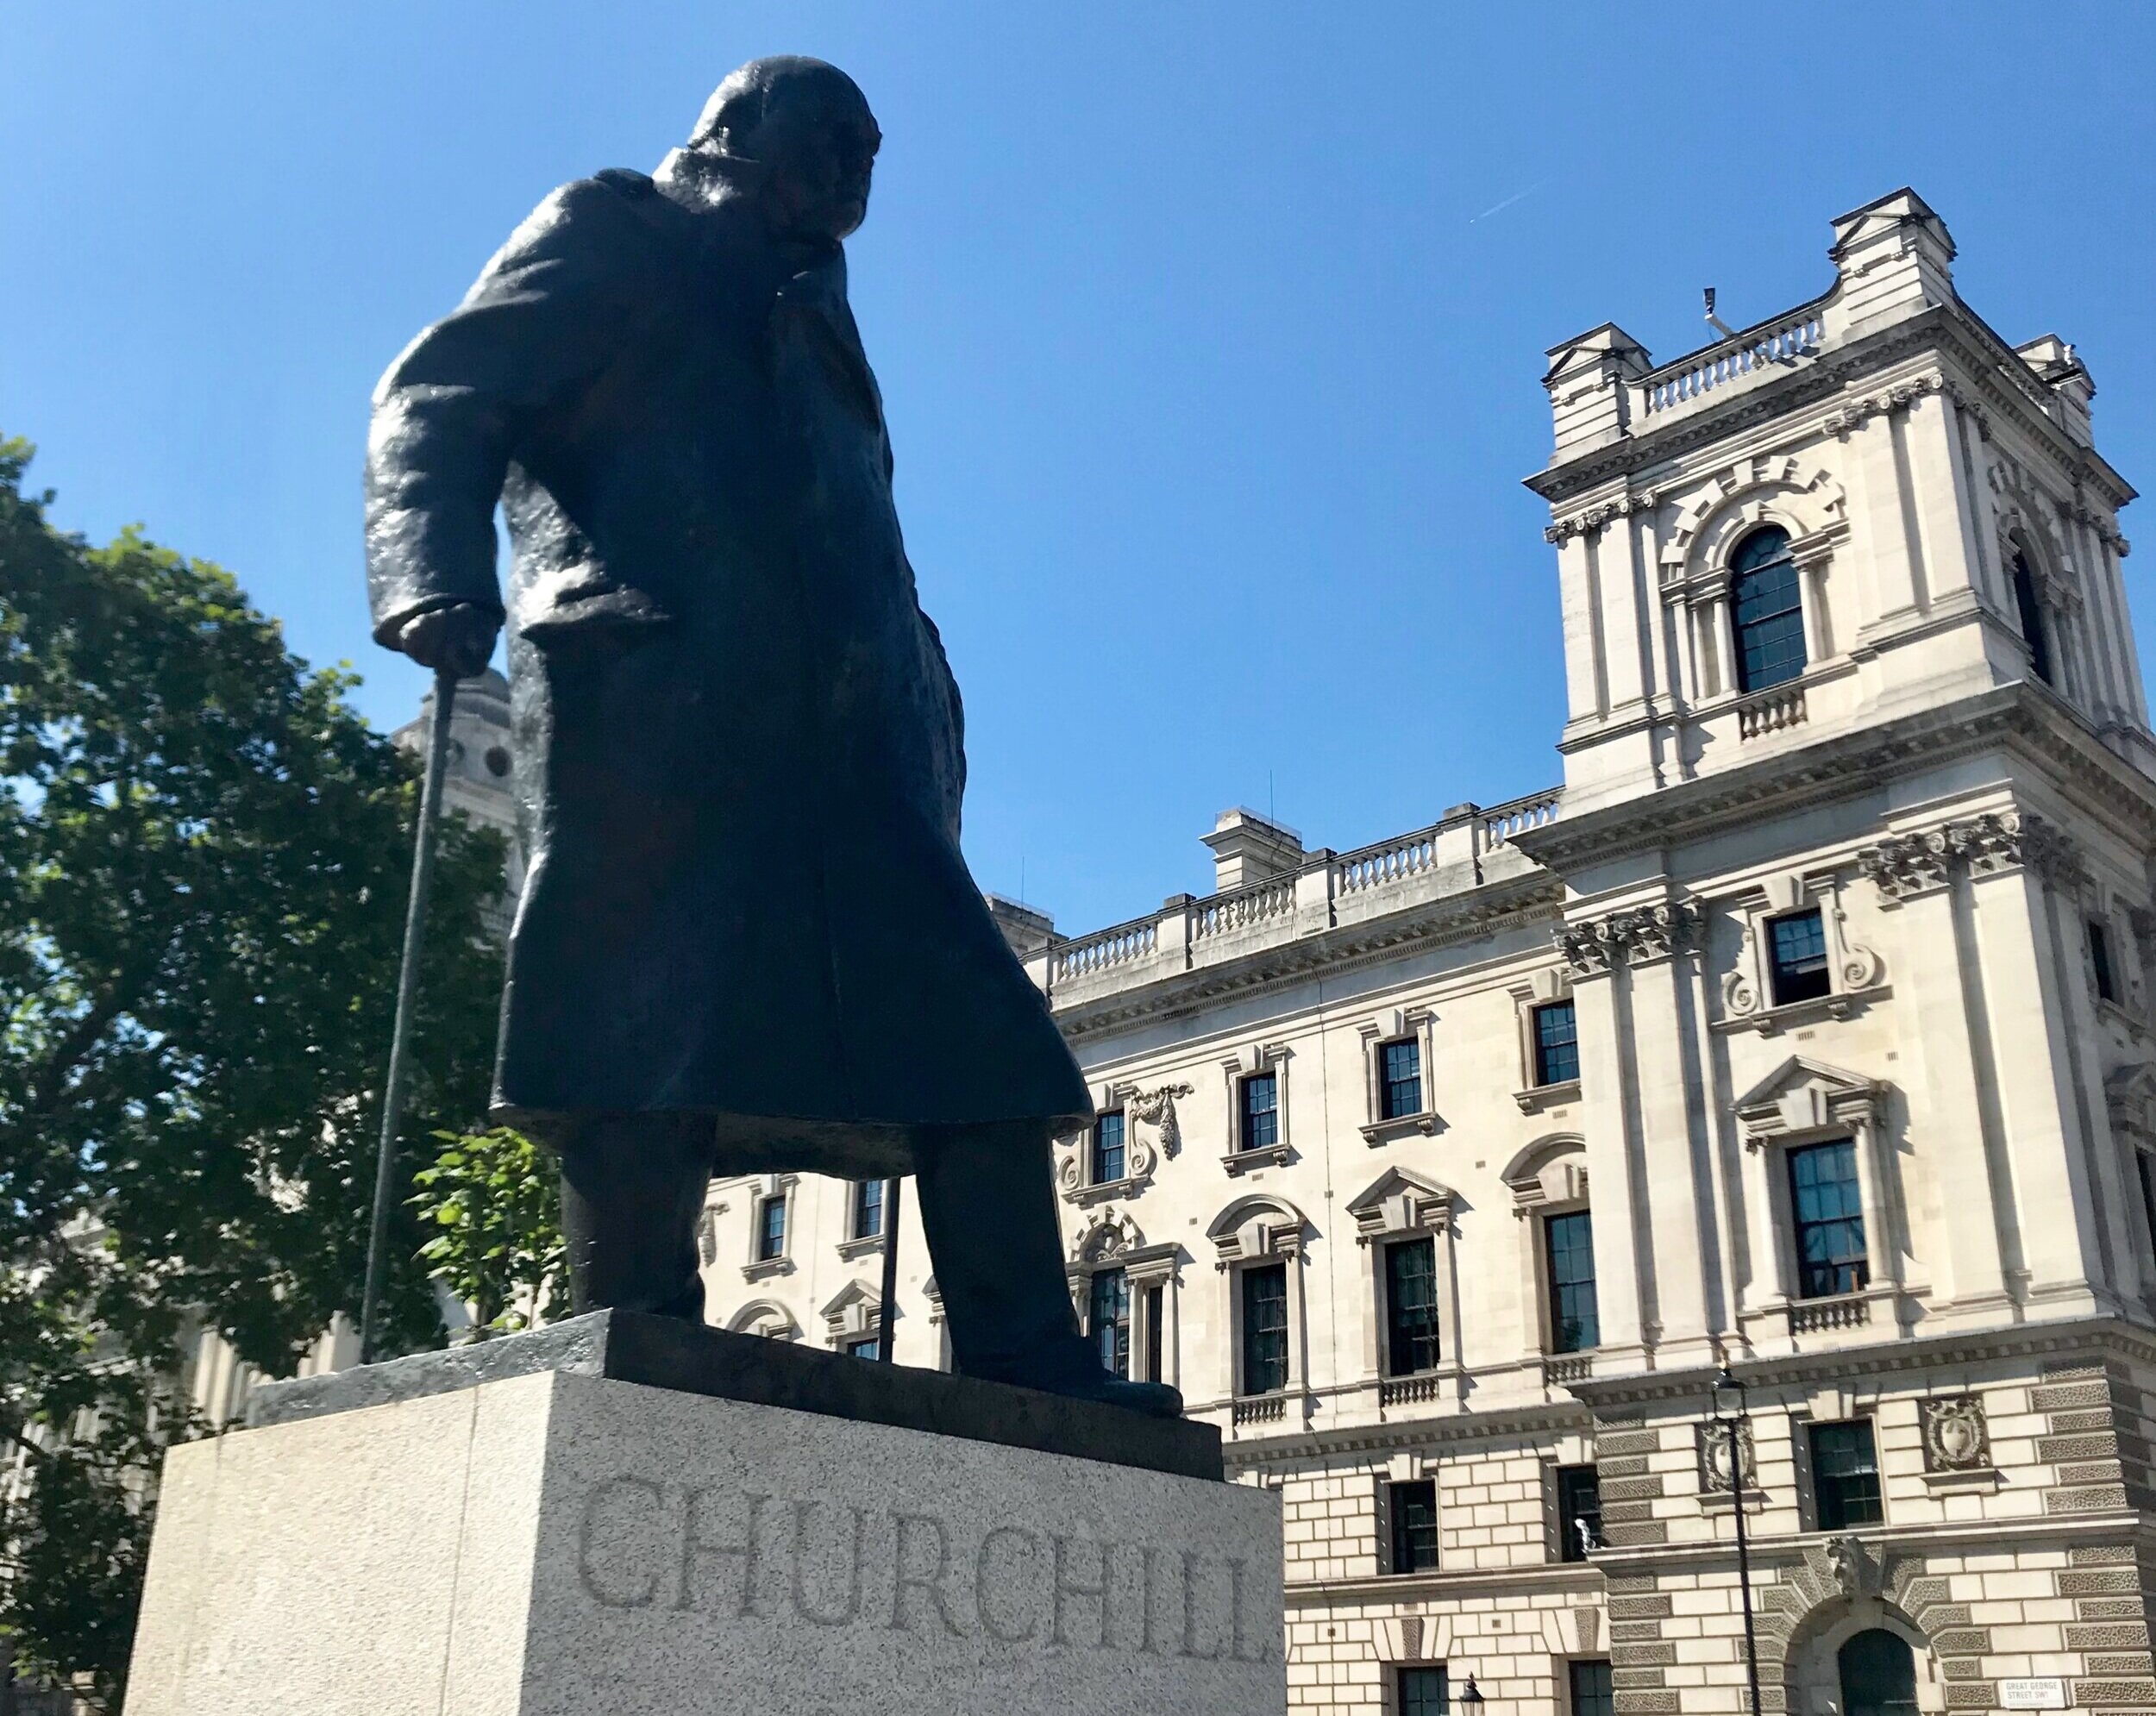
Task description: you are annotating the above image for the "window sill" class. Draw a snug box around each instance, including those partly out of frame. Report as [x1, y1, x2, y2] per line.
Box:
[2097, 997, 2148, 1037]
[1714, 982, 1888, 1036]
[1222, 1143, 1292, 1176]
[836, 1234, 885, 1262]
[1066, 1174, 1148, 1207]
[1514, 1079, 1581, 1115]
[741, 1256, 793, 1283]
[1361, 1112, 1441, 1147]
[1921, 1466, 2002, 1494]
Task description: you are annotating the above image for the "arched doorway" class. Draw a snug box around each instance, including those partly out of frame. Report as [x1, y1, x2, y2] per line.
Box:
[1839, 1629, 1917, 1716]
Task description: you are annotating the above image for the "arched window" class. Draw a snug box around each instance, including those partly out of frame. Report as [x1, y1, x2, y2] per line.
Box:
[1731, 526, 1807, 692]
[1838, 1629, 1917, 1716]
[2009, 550, 2053, 685]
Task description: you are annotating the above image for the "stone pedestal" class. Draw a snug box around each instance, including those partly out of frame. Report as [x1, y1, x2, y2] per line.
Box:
[124, 1313, 1284, 1716]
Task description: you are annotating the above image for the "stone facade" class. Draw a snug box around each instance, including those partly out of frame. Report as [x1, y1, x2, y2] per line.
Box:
[702, 189, 2156, 1716]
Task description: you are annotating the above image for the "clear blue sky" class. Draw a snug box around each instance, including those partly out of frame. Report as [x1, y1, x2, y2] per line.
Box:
[8, 4, 2154, 935]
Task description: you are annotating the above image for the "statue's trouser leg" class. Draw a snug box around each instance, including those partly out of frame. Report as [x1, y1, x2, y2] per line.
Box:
[911, 1118, 1093, 1383]
[544, 1112, 712, 1321]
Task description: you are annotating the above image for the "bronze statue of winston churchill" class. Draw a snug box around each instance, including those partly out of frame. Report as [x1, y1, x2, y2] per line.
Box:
[365, 57, 1176, 1415]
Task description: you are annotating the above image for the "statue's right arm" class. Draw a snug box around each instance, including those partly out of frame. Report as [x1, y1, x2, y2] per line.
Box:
[363, 177, 649, 652]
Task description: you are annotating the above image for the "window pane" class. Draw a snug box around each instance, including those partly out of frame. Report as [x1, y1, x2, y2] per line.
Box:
[1400, 1667, 1450, 1716]
[845, 1335, 880, 1362]
[758, 1195, 787, 1260]
[1241, 1072, 1280, 1151]
[1789, 1141, 1869, 1299]
[1839, 1629, 1918, 1716]
[1381, 1038, 1423, 1119]
[1092, 1111, 1125, 1183]
[1388, 1480, 1438, 1574]
[1144, 1284, 1164, 1383]
[1240, 1262, 1288, 1395]
[1732, 528, 1807, 692]
[1545, 1211, 1600, 1353]
[1535, 1000, 1580, 1086]
[1385, 1237, 1441, 1376]
[1557, 1465, 1601, 1563]
[1768, 909, 1833, 1005]
[2012, 553, 2053, 686]
[1088, 1267, 1131, 1380]
[1810, 1419, 1883, 1529]
[2091, 920, 2119, 1004]
[1570, 1659, 1615, 1716]
[853, 1177, 884, 1240]
[2139, 1152, 2156, 1263]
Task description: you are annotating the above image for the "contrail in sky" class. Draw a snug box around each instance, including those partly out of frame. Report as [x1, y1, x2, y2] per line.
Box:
[1470, 180, 1547, 222]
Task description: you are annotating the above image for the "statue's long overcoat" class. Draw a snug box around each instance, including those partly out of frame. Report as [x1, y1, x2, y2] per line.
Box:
[365, 167, 1089, 1173]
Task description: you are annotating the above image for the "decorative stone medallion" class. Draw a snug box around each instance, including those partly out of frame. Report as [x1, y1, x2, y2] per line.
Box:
[1696, 1419, 1757, 1493]
[1920, 1393, 1991, 1471]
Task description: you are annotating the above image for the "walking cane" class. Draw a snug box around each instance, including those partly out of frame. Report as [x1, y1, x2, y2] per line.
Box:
[358, 672, 461, 1366]
[876, 1176, 902, 1362]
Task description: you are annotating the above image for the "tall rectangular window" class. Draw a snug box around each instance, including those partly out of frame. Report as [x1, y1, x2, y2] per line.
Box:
[1091, 1110, 1125, 1184]
[1768, 908, 1832, 1005]
[1533, 999, 1580, 1087]
[757, 1194, 787, 1261]
[1087, 1267, 1131, 1381]
[1388, 1479, 1438, 1574]
[1544, 1211, 1600, 1353]
[1239, 1262, 1288, 1395]
[1570, 1659, 1615, 1716]
[1380, 1038, 1423, 1119]
[1788, 1140, 1868, 1299]
[1809, 1419, 1883, 1529]
[1399, 1668, 1450, 1716]
[852, 1177, 884, 1241]
[1556, 1464, 1601, 1563]
[1384, 1237, 1441, 1376]
[2138, 1151, 2156, 1262]
[1144, 1284, 1164, 1383]
[1239, 1072, 1280, 1151]
[2091, 919, 2121, 1004]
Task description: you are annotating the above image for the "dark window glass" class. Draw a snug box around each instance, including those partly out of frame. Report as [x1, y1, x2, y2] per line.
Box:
[1240, 1262, 1288, 1395]
[2091, 919, 2120, 1004]
[1380, 1037, 1423, 1119]
[1534, 1000, 1580, 1086]
[1768, 909, 1833, 1005]
[1789, 1140, 1869, 1299]
[1570, 1659, 1615, 1716]
[1557, 1465, 1601, 1563]
[1385, 1237, 1441, 1376]
[1092, 1111, 1125, 1184]
[1732, 526, 1807, 692]
[1144, 1284, 1164, 1383]
[757, 1194, 787, 1261]
[845, 1334, 880, 1362]
[1838, 1629, 1917, 1716]
[1388, 1479, 1438, 1574]
[1545, 1211, 1600, 1353]
[1240, 1072, 1280, 1151]
[1399, 1667, 1450, 1716]
[2011, 551, 2053, 686]
[1088, 1267, 1131, 1381]
[1810, 1419, 1883, 1529]
[852, 1177, 884, 1240]
[2138, 1151, 2156, 1263]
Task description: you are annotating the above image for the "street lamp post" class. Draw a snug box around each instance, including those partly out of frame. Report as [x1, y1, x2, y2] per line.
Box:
[1713, 1365, 1764, 1716]
[1457, 1672, 1485, 1710]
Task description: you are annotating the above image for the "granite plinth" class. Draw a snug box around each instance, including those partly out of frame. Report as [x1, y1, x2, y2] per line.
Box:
[249, 1310, 1220, 1480]
[128, 1351, 1282, 1716]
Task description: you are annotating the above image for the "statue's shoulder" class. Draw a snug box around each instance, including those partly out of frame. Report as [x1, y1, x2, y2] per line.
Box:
[479, 171, 677, 292]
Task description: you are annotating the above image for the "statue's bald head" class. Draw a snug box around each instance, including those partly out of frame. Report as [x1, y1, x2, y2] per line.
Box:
[687, 58, 881, 241]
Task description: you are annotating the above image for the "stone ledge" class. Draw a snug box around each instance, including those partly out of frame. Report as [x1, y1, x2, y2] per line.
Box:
[248, 1310, 1221, 1481]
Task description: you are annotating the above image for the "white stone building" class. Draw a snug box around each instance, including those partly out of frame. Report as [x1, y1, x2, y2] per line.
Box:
[700, 189, 2156, 1716]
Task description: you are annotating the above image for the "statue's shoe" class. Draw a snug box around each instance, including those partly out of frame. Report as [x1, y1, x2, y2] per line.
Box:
[968, 1350, 1187, 1419]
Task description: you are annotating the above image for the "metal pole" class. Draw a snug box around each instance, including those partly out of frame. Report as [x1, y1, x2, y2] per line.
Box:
[1728, 1412, 1764, 1716]
[875, 1178, 902, 1362]
[359, 672, 461, 1365]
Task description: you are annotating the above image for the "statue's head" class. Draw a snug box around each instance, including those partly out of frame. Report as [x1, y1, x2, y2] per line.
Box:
[688, 57, 881, 241]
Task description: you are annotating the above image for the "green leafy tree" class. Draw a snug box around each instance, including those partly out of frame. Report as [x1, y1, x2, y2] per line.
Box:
[411, 1127, 564, 1337]
[0, 438, 507, 1710]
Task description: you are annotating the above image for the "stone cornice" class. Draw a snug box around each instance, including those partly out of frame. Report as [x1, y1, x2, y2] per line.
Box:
[1220, 1392, 1591, 1471]
[1514, 683, 2156, 875]
[1525, 304, 2134, 513]
[1054, 874, 1564, 1041]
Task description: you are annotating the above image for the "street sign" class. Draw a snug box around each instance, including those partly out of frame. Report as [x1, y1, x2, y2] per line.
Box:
[2001, 1679, 2067, 1709]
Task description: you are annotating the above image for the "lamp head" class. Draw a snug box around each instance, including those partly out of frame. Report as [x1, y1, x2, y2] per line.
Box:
[1712, 1363, 1747, 1420]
